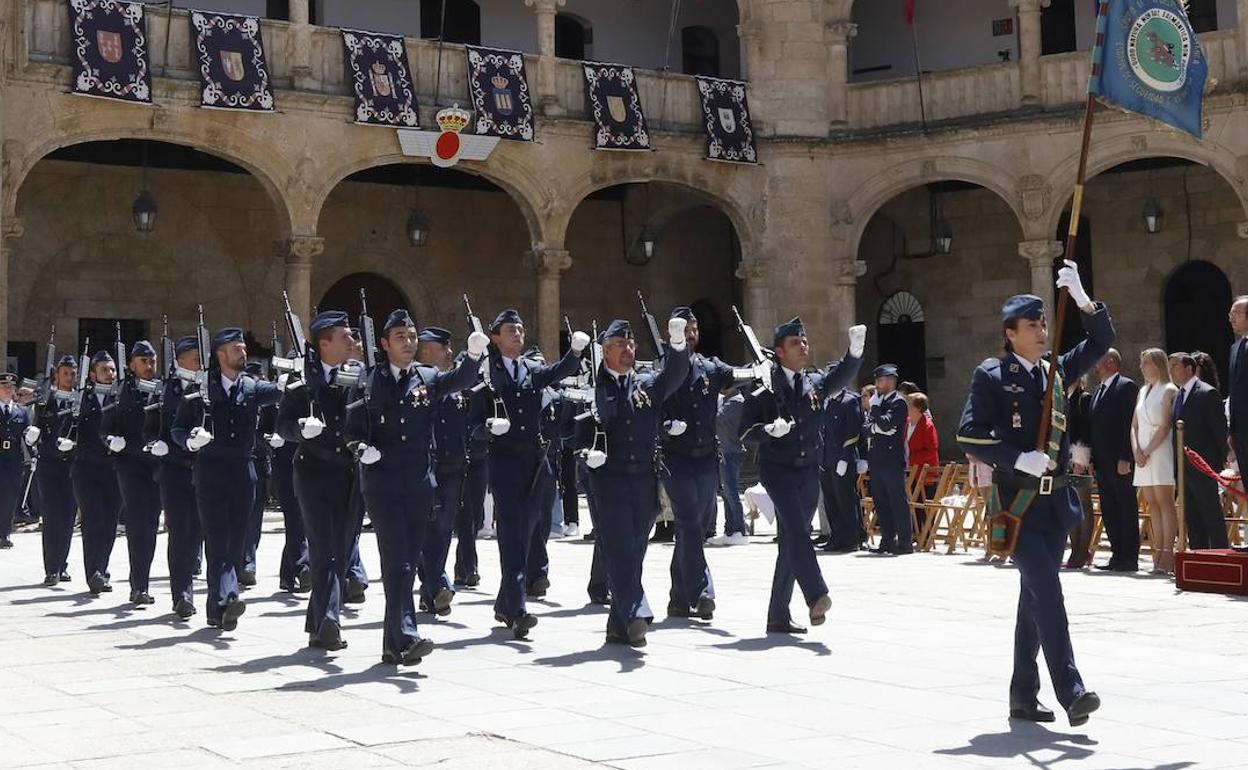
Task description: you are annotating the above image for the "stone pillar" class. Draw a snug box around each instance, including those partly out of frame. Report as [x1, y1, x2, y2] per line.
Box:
[832, 258, 867, 332]
[288, 0, 316, 91]
[526, 0, 566, 117]
[0, 218, 23, 365]
[738, 1, 832, 137]
[280, 236, 323, 326]
[1011, 0, 1047, 106]
[1018, 239, 1062, 312]
[1240, 0, 1248, 82]
[525, 247, 571, 358]
[825, 21, 857, 128]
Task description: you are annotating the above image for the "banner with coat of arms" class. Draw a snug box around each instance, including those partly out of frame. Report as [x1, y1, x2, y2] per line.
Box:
[695, 76, 757, 164]
[341, 29, 419, 128]
[190, 10, 274, 112]
[68, 0, 152, 104]
[464, 45, 534, 141]
[582, 62, 650, 151]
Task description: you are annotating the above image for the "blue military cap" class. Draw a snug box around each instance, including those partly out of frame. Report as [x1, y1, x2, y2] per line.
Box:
[90, 350, 114, 367]
[384, 309, 416, 334]
[873, 364, 899, 379]
[598, 319, 634, 344]
[0, 372, 16, 385]
[55, 354, 77, 369]
[174, 335, 198, 355]
[310, 310, 350, 335]
[1001, 294, 1045, 324]
[489, 309, 523, 332]
[211, 327, 244, 354]
[417, 326, 451, 345]
[772, 317, 805, 346]
[243, 361, 263, 377]
[130, 340, 157, 359]
[670, 306, 697, 323]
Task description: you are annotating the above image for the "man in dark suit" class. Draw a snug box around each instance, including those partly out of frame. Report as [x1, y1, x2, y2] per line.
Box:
[1227, 296, 1248, 471]
[1170, 352, 1228, 550]
[1088, 349, 1139, 572]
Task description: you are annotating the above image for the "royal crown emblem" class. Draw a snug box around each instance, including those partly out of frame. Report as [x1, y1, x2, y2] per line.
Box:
[397, 102, 500, 168]
[435, 104, 471, 133]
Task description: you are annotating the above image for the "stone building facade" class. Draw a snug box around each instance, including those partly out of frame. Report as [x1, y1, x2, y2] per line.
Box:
[3, 0, 1248, 455]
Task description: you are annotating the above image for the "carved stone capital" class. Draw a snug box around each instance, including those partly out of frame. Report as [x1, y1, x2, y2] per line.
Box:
[835, 259, 868, 286]
[524, 0, 565, 11]
[1008, 0, 1050, 11]
[1237, 221, 1248, 240]
[279, 236, 324, 263]
[525, 248, 572, 275]
[1017, 239, 1063, 265]
[734, 258, 768, 283]
[825, 21, 858, 41]
[2, 218, 24, 241]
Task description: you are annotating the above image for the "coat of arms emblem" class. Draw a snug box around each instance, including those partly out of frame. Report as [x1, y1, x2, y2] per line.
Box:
[491, 74, 514, 115]
[369, 62, 393, 98]
[717, 106, 737, 134]
[607, 94, 628, 123]
[97, 30, 123, 64]
[220, 50, 245, 82]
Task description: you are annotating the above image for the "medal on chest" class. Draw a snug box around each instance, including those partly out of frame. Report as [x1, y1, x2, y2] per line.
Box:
[453, 392, 467, 411]
[409, 386, 430, 407]
[1012, 403, 1022, 430]
[699, 375, 710, 395]
[632, 388, 651, 409]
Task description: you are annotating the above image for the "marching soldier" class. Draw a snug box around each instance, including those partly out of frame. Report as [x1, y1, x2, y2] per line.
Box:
[266, 410, 309, 593]
[30, 356, 79, 581]
[240, 360, 272, 588]
[485, 309, 588, 640]
[101, 340, 163, 605]
[582, 318, 690, 647]
[741, 319, 864, 634]
[865, 364, 912, 555]
[524, 346, 563, 599]
[453, 382, 490, 588]
[154, 336, 203, 619]
[172, 328, 282, 631]
[344, 328, 371, 606]
[74, 351, 122, 596]
[955, 260, 1107, 727]
[345, 310, 486, 664]
[819, 381, 867, 553]
[0, 372, 32, 550]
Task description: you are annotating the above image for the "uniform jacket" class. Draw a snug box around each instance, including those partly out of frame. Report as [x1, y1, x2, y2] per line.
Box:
[588, 349, 690, 475]
[154, 377, 196, 469]
[276, 361, 358, 467]
[72, 384, 114, 467]
[866, 391, 909, 470]
[172, 370, 282, 460]
[661, 352, 739, 460]
[99, 375, 160, 465]
[0, 402, 31, 465]
[484, 347, 581, 456]
[31, 390, 74, 465]
[821, 388, 863, 469]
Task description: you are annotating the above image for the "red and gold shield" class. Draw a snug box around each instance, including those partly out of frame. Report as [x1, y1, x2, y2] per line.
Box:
[220, 50, 246, 82]
[97, 30, 123, 64]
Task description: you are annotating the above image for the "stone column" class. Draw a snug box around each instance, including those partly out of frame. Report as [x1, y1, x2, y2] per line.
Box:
[736, 258, 771, 334]
[525, 247, 571, 358]
[1240, 0, 1248, 82]
[0, 218, 23, 365]
[825, 21, 857, 128]
[832, 258, 867, 332]
[737, 0, 832, 137]
[288, 0, 316, 91]
[280, 236, 323, 326]
[525, 0, 566, 117]
[1018, 239, 1062, 312]
[1011, 0, 1047, 106]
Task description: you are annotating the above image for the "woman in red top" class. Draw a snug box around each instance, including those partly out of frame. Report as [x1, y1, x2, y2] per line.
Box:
[906, 392, 940, 491]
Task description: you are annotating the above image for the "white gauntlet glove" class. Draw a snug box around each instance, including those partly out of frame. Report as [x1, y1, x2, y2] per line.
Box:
[466, 331, 489, 360]
[570, 331, 591, 353]
[667, 318, 688, 351]
[665, 419, 688, 437]
[1014, 450, 1050, 478]
[487, 417, 511, 436]
[298, 416, 324, 439]
[763, 418, 792, 438]
[1055, 259, 1092, 309]
[56, 437, 76, 453]
[266, 432, 286, 449]
[22, 426, 40, 447]
[147, 440, 169, 457]
[869, 393, 882, 408]
[106, 435, 127, 453]
[187, 428, 214, 451]
[848, 325, 867, 359]
[835, 460, 848, 477]
[585, 449, 607, 469]
[358, 444, 382, 465]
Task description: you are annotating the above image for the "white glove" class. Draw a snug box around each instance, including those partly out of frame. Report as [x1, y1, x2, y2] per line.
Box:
[848, 325, 867, 359]
[266, 432, 286, 449]
[835, 460, 848, 477]
[667, 317, 688, 351]
[22, 426, 40, 447]
[1014, 450, 1050, 478]
[56, 437, 76, 453]
[358, 444, 382, 465]
[467, 331, 489, 360]
[147, 440, 169, 457]
[277, 373, 290, 391]
[856, 459, 869, 475]
[298, 416, 324, 439]
[869, 393, 882, 408]
[1055, 259, 1092, 309]
[107, 435, 127, 453]
[763, 418, 792, 438]
[570, 331, 591, 353]
[187, 428, 214, 451]
[665, 419, 687, 436]
[585, 449, 607, 469]
[487, 417, 511, 436]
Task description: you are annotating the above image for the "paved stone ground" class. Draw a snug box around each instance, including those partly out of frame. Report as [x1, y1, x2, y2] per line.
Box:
[1, 509, 1245, 770]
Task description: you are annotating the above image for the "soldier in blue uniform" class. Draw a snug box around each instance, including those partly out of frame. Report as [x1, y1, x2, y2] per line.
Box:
[820, 382, 866, 553]
[154, 336, 204, 619]
[484, 309, 588, 640]
[524, 346, 563, 599]
[741, 319, 865, 634]
[239, 361, 274, 588]
[582, 318, 689, 647]
[0, 372, 32, 550]
[956, 260, 1107, 727]
[29, 356, 79, 581]
[865, 364, 912, 555]
[345, 310, 486, 664]
[173, 328, 282, 631]
[72, 351, 121, 595]
[101, 340, 162, 605]
[265, 410, 308, 593]
[453, 383, 490, 588]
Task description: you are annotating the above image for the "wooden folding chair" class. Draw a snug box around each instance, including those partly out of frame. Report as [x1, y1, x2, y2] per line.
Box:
[913, 463, 957, 551]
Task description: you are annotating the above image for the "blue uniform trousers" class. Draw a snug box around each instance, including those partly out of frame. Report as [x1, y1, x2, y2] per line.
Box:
[454, 456, 487, 581]
[662, 455, 717, 608]
[362, 463, 433, 655]
[295, 460, 355, 636]
[759, 463, 828, 624]
[241, 466, 269, 576]
[0, 459, 20, 539]
[420, 465, 462, 605]
[1010, 495, 1087, 710]
[869, 464, 911, 551]
[38, 461, 76, 576]
[194, 457, 255, 623]
[490, 452, 546, 622]
[157, 463, 200, 607]
[526, 462, 559, 590]
[115, 459, 161, 595]
[588, 470, 656, 636]
[347, 476, 369, 589]
[718, 450, 747, 536]
[582, 460, 609, 598]
[820, 466, 863, 549]
[73, 461, 120, 584]
[271, 450, 308, 586]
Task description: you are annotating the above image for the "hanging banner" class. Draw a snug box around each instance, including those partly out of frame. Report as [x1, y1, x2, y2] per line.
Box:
[67, 0, 152, 104]
[464, 45, 534, 141]
[695, 76, 758, 164]
[341, 29, 419, 128]
[582, 62, 650, 151]
[190, 10, 274, 112]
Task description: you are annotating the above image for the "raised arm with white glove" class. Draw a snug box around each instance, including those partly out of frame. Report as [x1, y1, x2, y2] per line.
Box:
[1055, 259, 1093, 312]
[22, 426, 40, 447]
[570, 330, 591, 354]
[466, 331, 490, 360]
[668, 318, 688, 352]
[848, 324, 867, 359]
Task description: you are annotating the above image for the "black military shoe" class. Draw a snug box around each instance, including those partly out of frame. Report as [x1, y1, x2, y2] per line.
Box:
[809, 594, 831, 626]
[220, 598, 246, 632]
[295, 570, 311, 593]
[433, 587, 454, 616]
[464, 573, 481, 588]
[42, 574, 58, 587]
[87, 573, 107, 595]
[0, 537, 13, 549]
[130, 591, 155, 606]
[174, 599, 197, 620]
[512, 613, 538, 640]
[344, 580, 367, 604]
[310, 620, 346, 651]
[401, 638, 435, 666]
[1067, 692, 1101, 727]
[526, 576, 550, 598]
[666, 602, 692, 618]
[238, 570, 257, 588]
[588, 591, 611, 606]
[1009, 702, 1056, 723]
[695, 598, 716, 621]
[626, 618, 648, 648]
[58, 572, 71, 583]
[766, 620, 808, 634]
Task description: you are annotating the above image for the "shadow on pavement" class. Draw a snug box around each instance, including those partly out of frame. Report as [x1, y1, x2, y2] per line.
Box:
[533, 644, 646, 673]
[932, 720, 1186, 769]
[277, 663, 425, 694]
[114, 625, 232, 651]
[707, 635, 831, 656]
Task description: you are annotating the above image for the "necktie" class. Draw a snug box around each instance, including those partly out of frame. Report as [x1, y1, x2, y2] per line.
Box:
[328, 367, 338, 384]
[792, 372, 802, 398]
[1174, 386, 1187, 419]
[618, 374, 628, 390]
[1031, 366, 1044, 393]
[1093, 382, 1107, 409]
[512, 360, 521, 385]
[227, 383, 239, 404]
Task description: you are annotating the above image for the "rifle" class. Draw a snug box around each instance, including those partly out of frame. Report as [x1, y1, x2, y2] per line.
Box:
[193, 305, 213, 426]
[160, 315, 174, 378]
[62, 337, 91, 441]
[139, 316, 174, 413]
[731, 305, 791, 422]
[115, 322, 127, 382]
[358, 289, 377, 370]
[35, 325, 56, 399]
[272, 291, 312, 382]
[463, 293, 494, 393]
[637, 291, 665, 361]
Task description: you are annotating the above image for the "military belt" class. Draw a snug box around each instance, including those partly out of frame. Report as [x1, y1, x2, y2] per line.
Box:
[992, 470, 1091, 495]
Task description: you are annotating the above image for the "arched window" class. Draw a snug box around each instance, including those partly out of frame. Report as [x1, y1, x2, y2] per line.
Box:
[1165, 260, 1232, 388]
[266, 0, 317, 24]
[421, 0, 481, 46]
[320, 273, 410, 333]
[681, 25, 720, 77]
[877, 291, 927, 390]
[555, 12, 590, 60]
[1187, 0, 1218, 33]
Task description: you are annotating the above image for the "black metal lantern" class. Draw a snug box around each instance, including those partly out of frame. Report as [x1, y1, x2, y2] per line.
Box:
[407, 209, 429, 247]
[1142, 198, 1163, 234]
[132, 189, 158, 233]
[628, 225, 657, 265]
[933, 219, 953, 255]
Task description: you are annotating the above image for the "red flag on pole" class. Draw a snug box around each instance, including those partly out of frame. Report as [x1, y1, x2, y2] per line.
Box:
[904, 0, 915, 25]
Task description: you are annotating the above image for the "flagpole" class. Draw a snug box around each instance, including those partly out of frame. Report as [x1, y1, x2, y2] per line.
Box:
[908, 7, 929, 129]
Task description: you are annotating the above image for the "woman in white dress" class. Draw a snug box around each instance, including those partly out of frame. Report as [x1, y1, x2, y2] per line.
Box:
[1131, 348, 1179, 574]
